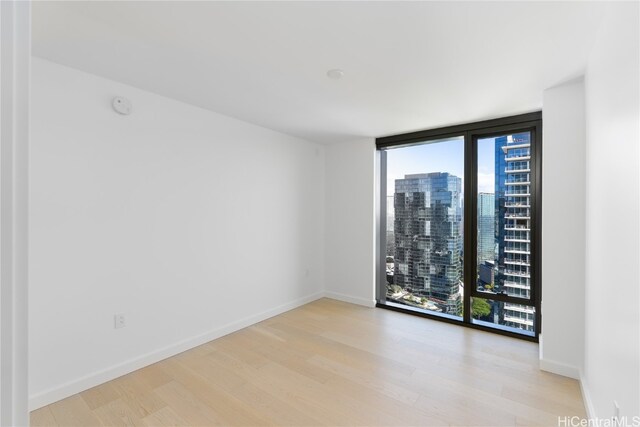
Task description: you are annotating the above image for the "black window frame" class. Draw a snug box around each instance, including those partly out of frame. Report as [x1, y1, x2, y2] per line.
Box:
[376, 112, 542, 342]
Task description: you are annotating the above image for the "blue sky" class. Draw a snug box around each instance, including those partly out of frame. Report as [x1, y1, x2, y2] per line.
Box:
[386, 136, 496, 195]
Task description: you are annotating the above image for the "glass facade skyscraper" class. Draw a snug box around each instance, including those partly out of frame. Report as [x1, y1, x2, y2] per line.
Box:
[393, 172, 462, 315]
[477, 192, 495, 265]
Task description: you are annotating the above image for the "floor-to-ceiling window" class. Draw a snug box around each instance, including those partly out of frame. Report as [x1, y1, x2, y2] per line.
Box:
[376, 113, 542, 340]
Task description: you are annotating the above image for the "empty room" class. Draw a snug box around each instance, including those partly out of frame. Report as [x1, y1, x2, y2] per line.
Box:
[1, 1, 638, 426]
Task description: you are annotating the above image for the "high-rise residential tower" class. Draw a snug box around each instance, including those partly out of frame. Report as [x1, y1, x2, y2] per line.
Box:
[386, 195, 395, 257]
[495, 133, 534, 332]
[393, 172, 462, 315]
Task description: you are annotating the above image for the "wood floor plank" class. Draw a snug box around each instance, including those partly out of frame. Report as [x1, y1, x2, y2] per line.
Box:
[158, 357, 273, 426]
[308, 354, 421, 405]
[30, 298, 587, 427]
[111, 372, 168, 418]
[92, 398, 144, 427]
[229, 381, 323, 426]
[249, 360, 383, 426]
[47, 395, 102, 427]
[80, 381, 121, 410]
[29, 406, 58, 427]
[134, 362, 174, 390]
[152, 380, 229, 426]
[141, 406, 189, 427]
[250, 339, 339, 384]
[322, 371, 449, 426]
[179, 352, 248, 391]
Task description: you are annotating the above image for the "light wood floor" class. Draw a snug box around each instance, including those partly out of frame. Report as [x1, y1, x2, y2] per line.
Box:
[31, 298, 585, 426]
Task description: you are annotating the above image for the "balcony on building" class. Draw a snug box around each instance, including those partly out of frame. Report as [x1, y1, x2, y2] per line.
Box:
[503, 280, 530, 289]
[504, 303, 535, 314]
[505, 168, 530, 175]
[501, 143, 531, 153]
[504, 202, 531, 207]
[504, 270, 530, 278]
[504, 260, 530, 266]
[503, 314, 534, 327]
[505, 214, 530, 220]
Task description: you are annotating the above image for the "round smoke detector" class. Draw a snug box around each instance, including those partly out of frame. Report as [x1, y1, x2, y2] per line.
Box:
[112, 96, 132, 115]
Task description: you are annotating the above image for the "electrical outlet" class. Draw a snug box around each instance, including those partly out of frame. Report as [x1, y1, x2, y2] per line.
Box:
[614, 401, 620, 421]
[114, 313, 126, 329]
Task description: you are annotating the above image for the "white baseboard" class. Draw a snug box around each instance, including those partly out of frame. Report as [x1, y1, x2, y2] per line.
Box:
[539, 358, 580, 380]
[28, 291, 325, 411]
[539, 360, 596, 419]
[579, 373, 595, 419]
[323, 291, 376, 308]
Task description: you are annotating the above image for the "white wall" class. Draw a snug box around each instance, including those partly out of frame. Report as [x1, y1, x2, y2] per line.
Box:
[29, 58, 325, 409]
[540, 78, 586, 379]
[324, 138, 376, 307]
[583, 2, 640, 420]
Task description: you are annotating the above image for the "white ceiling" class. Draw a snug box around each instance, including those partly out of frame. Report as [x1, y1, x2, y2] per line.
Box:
[33, 1, 607, 144]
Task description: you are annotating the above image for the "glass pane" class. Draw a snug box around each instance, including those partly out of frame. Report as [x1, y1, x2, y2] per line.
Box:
[476, 132, 533, 333]
[384, 136, 464, 319]
[471, 297, 536, 336]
